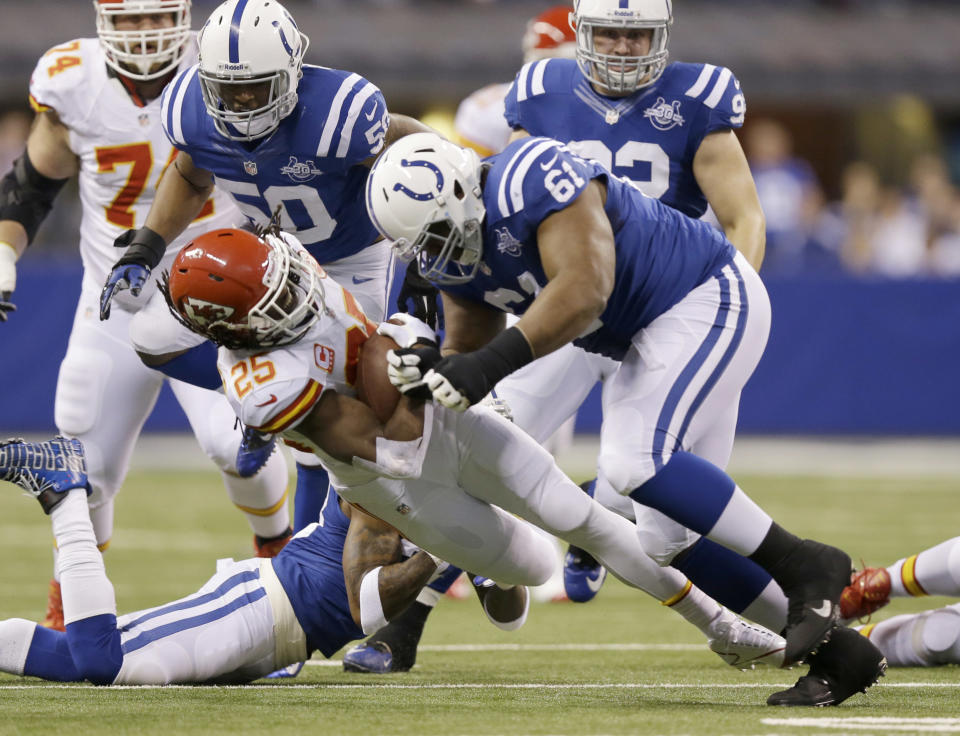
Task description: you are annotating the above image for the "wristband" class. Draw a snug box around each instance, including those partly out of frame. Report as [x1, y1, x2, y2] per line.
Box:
[117, 227, 167, 270]
[0, 241, 16, 292]
[472, 326, 535, 387]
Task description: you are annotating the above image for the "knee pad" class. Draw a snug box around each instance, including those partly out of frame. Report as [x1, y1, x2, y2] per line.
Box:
[55, 346, 112, 437]
[920, 607, 960, 665]
[634, 505, 699, 566]
[598, 446, 658, 499]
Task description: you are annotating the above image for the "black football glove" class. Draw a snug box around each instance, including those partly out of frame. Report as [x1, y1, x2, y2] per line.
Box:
[396, 263, 443, 332]
[386, 344, 443, 401]
[0, 292, 14, 322]
[424, 327, 534, 412]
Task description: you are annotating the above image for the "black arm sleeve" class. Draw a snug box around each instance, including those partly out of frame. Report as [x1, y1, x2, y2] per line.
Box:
[0, 150, 70, 244]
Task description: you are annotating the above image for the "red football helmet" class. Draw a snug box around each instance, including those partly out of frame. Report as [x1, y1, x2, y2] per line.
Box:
[165, 228, 327, 350]
[521, 5, 577, 64]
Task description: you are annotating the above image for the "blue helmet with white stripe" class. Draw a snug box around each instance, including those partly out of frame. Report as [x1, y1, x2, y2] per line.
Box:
[573, 0, 672, 95]
[197, 0, 308, 141]
[366, 133, 486, 286]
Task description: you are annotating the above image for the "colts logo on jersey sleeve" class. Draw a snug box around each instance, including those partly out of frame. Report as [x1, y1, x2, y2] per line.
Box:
[495, 227, 522, 257]
[643, 98, 685, 131]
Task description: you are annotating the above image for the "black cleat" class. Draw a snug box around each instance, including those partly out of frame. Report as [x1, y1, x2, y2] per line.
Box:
[767, 625, 887, 707]
[769, 539, 852, 666]
[0, 436, 90, 514]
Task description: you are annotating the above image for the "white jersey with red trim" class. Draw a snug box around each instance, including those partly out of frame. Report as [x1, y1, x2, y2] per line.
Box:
[28, 36, 240, 312]
[453, 82, 512, 157]
[217, 271, 381, 483]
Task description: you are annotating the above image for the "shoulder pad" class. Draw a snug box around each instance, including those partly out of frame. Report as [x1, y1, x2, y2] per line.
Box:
[302, 67, 389, 162]
[29, 38, 100, 121]
[668, 62, 746, 127]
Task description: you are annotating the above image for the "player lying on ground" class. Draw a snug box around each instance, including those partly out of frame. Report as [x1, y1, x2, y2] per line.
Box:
[0, 437, 526, 685]
[841, 536, 960, 667]
[161, 224, 789, 673]
[365, 132, 887, 706]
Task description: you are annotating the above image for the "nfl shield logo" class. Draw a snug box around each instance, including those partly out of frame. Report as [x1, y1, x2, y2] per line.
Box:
[243, 161, 258, 176]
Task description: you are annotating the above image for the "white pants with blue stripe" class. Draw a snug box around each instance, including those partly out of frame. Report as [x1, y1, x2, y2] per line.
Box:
[112, 558, 304, 684]
[596, 251, 770, 563]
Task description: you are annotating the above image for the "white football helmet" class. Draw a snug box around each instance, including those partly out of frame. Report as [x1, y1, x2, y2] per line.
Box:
[94, 0, 192, 82]
[165, 227, 328, 350]
[572, 0, 672, 95]
[366, 133, 485, 286]
[197, 0, 308, 142]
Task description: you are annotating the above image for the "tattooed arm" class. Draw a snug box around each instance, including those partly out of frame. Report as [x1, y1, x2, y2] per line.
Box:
[341, 500, 441, 632]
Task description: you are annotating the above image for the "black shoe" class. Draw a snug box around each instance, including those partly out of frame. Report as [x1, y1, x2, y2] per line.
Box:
[767, 626, 887, 707]
[769, 540, 852, 665]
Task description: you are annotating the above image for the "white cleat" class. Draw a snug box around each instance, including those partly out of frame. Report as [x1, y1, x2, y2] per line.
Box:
[708, 609, 786, 670]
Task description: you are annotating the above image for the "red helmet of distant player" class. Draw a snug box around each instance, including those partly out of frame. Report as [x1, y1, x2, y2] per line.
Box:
[164, 227, 327, 350]
[95, 0, 192, 81]
[521, 5, 578, 63]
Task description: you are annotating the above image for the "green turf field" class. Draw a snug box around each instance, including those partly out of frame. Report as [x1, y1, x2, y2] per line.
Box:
[1, 462, 958, 735]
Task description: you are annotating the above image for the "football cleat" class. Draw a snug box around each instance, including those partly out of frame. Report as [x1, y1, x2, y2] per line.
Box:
[342, 641, 394, 674]
[264, 661, 304, 679]
[235, 427, 277, 478]
[254, 527, 293, 558]
[563, 546, 607, 603]
[40, 579, 65, 632]
[0, 436, 90, 514]
[708, 609, 786, 669]
[767, 625, 887, 707]
[768, 539, 851, 666]
[840, 567, 892, 621]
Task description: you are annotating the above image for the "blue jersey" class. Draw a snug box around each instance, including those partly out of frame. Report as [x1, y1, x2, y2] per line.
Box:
[271, 487, 363, 657]
[505, 60, 745, 219]
[162, 64, 389, 263]
[441, 138, 735, 360]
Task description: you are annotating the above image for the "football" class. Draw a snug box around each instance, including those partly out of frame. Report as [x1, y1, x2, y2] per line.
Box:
[356, 329, 401, 423]
[839, 566, 892, 620]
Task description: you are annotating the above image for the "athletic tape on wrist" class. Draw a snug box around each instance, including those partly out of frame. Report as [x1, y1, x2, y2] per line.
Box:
[359, 566, 389, 635]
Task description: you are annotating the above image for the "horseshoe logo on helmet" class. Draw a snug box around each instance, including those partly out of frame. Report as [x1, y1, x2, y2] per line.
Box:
[392, 158, 445, 201]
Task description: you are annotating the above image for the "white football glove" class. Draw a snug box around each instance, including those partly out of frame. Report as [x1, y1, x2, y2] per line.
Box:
[377, 312, 437, 348]
[424, 368, 471, 412]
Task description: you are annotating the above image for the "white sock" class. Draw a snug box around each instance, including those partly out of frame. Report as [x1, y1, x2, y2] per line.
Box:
[665, 583, 722, 636]
[52, 490, 116, 625]
[222, 452, 291, 539]
[888, 537, 960, 599]
[0, 619, 37, 675]
[705, 486, 772, 557]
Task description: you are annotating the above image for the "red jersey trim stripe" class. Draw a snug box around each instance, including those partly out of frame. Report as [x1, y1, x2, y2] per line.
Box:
[257, 381, 324, 434]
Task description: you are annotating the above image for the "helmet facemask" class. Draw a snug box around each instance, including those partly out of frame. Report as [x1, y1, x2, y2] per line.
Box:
[366, 133, 486, 287]
[197, 0, 309, 142]
[95, 0, 192, 82]
[574, 2, 672, 95]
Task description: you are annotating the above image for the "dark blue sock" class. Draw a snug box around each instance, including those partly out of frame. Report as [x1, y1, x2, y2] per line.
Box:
[629, 451, 736, 536]
[151, 342, 221, 390]
[671, 537, 774, 614]
[23, 624, 82, 682]
[66, 613, 123, 685]
[294, 463, 330, 532]
[428, 565, 464, 594]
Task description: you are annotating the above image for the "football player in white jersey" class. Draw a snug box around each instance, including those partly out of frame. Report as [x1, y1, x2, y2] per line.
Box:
[842, 536, 960, 668]
[95, 0, 436, 544]
[161, 225, 792, 674]
[0, 0, 290, 631]
[0, 436, 528, 684]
